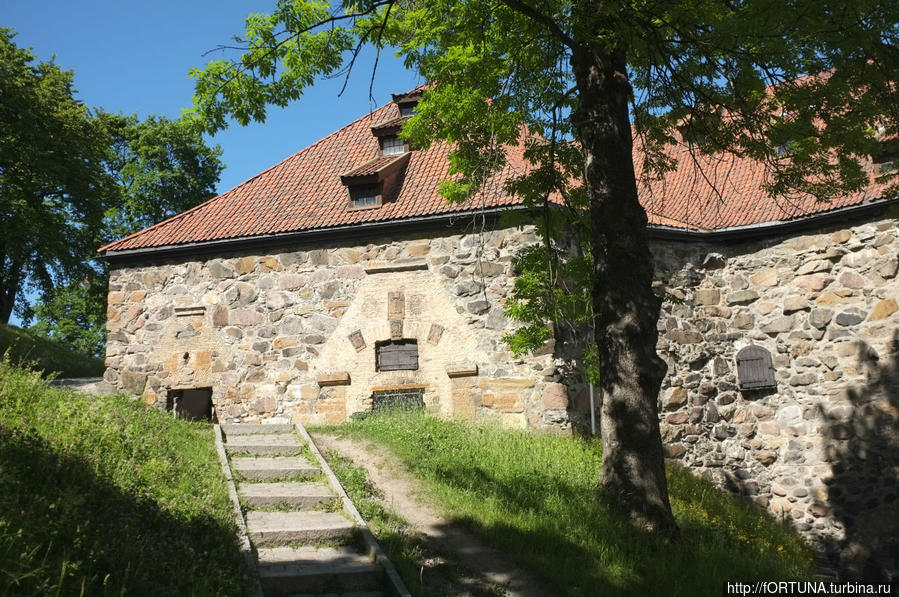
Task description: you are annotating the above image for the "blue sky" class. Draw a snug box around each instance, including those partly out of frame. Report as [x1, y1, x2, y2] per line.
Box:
[1, 0, 421, 194]
[2, 1, 420, 326]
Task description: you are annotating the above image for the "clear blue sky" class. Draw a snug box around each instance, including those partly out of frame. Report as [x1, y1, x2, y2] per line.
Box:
[1, 0, 421, 194]
[2, 1, 420, 326]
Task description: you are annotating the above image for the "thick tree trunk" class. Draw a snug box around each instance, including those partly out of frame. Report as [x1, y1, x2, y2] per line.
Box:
[571, 46, 678, 537]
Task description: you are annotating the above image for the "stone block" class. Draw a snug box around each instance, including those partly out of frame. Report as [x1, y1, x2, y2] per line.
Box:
[761, 315, 793, 335]
[489, 377, 536, 390]
[278, 274, 307, 290]
[835, 310, 865, 326]
[317, 372, 351, 386]
[668, 329, 703, 344]
[235, 256, 255, 275]
[427, 323, 445, 345]
[751, 268, 778, 287]
[483, 392, 523, 413]
[868, 298, 897, 321]
[795, 259, 832, 275]
[727, 290, 760, 305]
[733, 313, 755, 329]
[838, 271, 865, 289]
[541, 383, 568, 410]
[808, 309, 833, 329]
[120, 369, 148, 395]
[466, 300, 490, 314]
[665, 387, 687, 409]
[794, 274, 833, 292]
[782, 296, 809, 313]
[446, 362, 478, 378]
[347, 330, 366, 351]
[209, 261, 235, 279]
[231, 309, 264, 326]
[694, 289, 721, 306]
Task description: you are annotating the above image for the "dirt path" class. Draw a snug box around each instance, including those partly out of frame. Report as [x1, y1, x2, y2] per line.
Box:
[312, 433, 558, 597]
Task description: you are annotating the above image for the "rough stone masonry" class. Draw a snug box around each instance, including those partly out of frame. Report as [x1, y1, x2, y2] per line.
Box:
[652, 215, 898, 575]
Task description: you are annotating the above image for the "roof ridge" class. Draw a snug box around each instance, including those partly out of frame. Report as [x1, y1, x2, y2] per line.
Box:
[99, 100, 397, 254]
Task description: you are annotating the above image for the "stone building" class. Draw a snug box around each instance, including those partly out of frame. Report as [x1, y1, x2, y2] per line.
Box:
[99, 90, 898, 572]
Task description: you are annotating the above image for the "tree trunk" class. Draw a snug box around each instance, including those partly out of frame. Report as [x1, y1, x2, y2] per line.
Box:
[571, 46, 679, 537]
[0, 255, 20, 324]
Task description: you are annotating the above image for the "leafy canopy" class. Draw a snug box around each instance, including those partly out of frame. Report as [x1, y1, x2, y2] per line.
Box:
[0, 28, 223, 350]
[188, 0, 898, 372]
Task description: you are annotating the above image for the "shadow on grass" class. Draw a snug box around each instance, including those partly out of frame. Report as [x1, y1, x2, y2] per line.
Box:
[421, 456, 812, 596]
[0, 423, 250, 596]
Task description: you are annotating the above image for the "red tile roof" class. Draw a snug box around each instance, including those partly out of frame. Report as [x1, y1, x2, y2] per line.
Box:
[99, 98, 893, 254]
[638, 139, 891, 231]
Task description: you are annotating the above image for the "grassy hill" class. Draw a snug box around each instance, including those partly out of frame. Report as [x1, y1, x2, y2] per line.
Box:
[0, 322, 105, 378]
[318, 410, 816, 597]
[0, 360, 252, 596]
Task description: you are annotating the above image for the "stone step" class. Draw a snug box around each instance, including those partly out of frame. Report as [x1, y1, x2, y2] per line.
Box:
[222, 423, 294, 436]
[246, 511, 357, 547]
[286, 593, 384, 597]
[231, 457, 320, 481]
[240, 481, 335, 509]
[257, 546, 383, 597]
[226, 433, 302, 456]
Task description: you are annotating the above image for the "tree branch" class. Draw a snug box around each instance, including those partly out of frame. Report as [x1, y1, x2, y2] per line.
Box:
[498, 0, 576, 50]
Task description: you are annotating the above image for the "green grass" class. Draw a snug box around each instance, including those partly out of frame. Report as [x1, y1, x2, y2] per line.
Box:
[316, 409, 816, 597]
[0, 322, 104, 378]
[0, 359, 252, 596]
[324, 450, 431, 596]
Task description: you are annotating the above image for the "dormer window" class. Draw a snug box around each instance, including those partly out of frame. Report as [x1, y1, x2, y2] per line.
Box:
[381, 136, 405, 155]
[350, 184, 381, 209]
[399, 103, 416, 118]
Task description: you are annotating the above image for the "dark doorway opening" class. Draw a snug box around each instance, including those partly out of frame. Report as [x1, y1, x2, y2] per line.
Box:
[166, 388, 213, 421]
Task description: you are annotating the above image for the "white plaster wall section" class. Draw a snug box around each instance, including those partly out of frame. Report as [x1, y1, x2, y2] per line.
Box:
[312, 268, 480, 419]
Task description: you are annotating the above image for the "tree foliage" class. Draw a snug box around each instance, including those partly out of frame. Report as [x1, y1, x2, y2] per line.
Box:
[0, 29, 224, 353]
[0, 28, 111, 324]
[189, 0, 898, 536]
[28, 114, 224, 356]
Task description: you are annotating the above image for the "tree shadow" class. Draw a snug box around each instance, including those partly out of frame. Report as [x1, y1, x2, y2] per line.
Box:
[0, 423, 250, 596]
[819, 329, 899, 582]
[425, 453, 811, 596]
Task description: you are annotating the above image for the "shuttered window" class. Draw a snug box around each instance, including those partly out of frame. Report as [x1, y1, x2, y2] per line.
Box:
[736, 345, 776, 390]
[376, 340, 419, 371]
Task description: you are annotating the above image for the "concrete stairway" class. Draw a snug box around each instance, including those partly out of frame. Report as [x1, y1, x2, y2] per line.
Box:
[218, 423, 401, 597]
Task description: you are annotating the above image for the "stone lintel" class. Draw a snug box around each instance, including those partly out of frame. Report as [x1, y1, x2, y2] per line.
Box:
[370, 383, 428, 393]
[317, 372, 351, 386]
[446, 362, 478, 378]
[364, 260, 428, 274]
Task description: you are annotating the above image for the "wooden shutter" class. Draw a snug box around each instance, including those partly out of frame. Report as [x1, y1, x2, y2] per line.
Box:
[376, 340, 419, 371]
[736, 345, 776, 390]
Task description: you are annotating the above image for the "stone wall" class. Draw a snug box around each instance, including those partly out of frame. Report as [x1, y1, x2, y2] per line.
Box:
[104, 225, 572, 431]
[653, 215, 899, 575]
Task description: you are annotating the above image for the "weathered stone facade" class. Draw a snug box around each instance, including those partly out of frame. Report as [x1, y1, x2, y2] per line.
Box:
[105, 205, 898, 574]
[104, 225, 571, 431]
[653, 215, 898, 575]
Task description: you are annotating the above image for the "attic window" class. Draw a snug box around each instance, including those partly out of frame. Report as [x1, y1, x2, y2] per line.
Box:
[350, 184, 381, 209]
[399, 103, 416, 118]
[382, 136, 405, 155]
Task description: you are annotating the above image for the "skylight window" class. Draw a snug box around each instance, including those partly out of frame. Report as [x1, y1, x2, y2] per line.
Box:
[382, 136, 405, 155]
[350, 184, 381, 208]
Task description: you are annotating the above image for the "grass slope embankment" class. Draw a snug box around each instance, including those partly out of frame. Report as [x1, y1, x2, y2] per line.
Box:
[318, 410, 815, 597]
[0, 360, 251, 596]
[0, 322, 104, 378]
